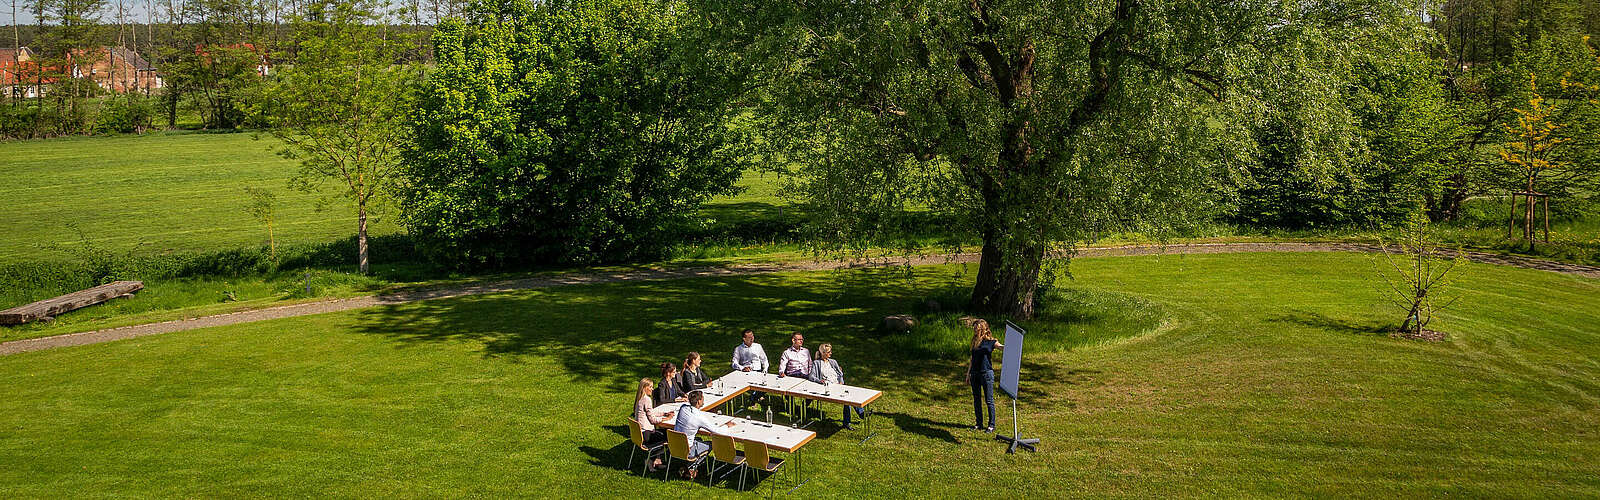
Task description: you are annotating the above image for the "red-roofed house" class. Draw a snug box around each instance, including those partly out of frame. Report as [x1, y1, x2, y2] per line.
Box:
[1, 47, 45, 98]
[68, 47, 164, 93]
[195, 43, 271, 76]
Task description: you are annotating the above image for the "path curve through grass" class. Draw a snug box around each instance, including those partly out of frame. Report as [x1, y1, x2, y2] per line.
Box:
[3, 241, 1596, 356]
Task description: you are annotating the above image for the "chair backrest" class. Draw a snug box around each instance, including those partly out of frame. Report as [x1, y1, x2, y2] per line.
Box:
[667, 430, 692, 459]
[746, 441, 770, 469]
[627, 417, 645, 448]
[711, 433, 738, 462]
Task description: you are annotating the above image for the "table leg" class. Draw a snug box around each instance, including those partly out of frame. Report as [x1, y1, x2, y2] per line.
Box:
[793, 399, 817, 429]
[786, 447, 807, 493]
[858, 403, 876, 443]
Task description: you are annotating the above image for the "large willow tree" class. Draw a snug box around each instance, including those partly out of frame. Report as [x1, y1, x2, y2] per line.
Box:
[710, 0, 1431, 318]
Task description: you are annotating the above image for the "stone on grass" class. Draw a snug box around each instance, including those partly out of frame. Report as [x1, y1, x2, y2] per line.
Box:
[882, 314, 917, 332]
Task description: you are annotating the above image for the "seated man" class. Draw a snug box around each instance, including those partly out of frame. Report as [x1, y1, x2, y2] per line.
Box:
[731, 329, 768, 373]
[809, 343, 867, 429]
[672, 391, 726, 477]
[778, 332, 811, 378]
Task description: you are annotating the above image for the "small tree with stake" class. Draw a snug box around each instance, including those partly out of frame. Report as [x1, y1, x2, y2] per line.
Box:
[1373, 213, 1466, 340]
[248, 0, 414, 275]
[243, 186, 279, 262]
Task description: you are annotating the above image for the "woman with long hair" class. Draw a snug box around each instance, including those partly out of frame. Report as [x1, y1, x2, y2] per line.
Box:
[678, 352, 709, 391]
[966, 319, 1004, 432]
[632, 377, 667, 471]
[653, 362, 686, 404]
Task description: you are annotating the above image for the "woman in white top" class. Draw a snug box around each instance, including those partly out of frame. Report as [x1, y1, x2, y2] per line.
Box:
[808, 343, 866, 429]
[633, 378, 668, 471]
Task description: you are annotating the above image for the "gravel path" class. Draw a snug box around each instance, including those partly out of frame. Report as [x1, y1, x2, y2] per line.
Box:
[3, 242, 1595, 356]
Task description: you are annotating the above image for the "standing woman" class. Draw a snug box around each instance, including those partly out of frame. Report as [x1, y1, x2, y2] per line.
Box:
[633, 378, 668, 472]
[654, 362, 687, 404]
[966, 319, 1004, 432]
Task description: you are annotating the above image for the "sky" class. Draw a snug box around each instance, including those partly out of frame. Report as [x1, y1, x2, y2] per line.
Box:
[4, 2, 159, 32]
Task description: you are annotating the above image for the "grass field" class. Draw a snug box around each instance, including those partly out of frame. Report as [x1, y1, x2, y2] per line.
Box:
[0, 132, 400, 263]
[0, 131, 791, 264]
[2, 252, 1595, 497]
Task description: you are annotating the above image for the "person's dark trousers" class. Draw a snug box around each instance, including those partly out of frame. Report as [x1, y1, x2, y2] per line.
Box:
[971, 369, 996, 428]
[842, 404, 866, 426]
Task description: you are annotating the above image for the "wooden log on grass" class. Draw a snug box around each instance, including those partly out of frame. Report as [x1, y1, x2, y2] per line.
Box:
[0, 281, 144, 325]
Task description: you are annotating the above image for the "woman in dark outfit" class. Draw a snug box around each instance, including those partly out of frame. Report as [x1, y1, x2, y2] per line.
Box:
[966, 319, 1004, 432]
[654, 362, 687, 404]
[677, 352, 710, 391]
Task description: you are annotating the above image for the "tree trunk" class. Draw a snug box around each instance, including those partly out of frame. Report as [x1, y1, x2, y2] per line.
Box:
[968, 220, 1046, 319]
[1524, 187, 1535, 252]
[267, 219, 276, 261]
[357, 203, 369, 275]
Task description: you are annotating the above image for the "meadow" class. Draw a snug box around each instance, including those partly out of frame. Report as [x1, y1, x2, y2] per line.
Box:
[2, 132, 1596, 343]
[0, 131, 792, 264]
[1, 252, 1596, 497]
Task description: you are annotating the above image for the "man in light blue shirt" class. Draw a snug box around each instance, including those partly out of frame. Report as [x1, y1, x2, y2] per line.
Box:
[673, 391, 720, 457]
[732, 328, 768, 372]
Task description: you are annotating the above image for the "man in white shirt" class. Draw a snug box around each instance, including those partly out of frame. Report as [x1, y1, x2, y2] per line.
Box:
[672, 391, 722, 458]
[731, 329, 768, 373]
[778, 332, 811, 378]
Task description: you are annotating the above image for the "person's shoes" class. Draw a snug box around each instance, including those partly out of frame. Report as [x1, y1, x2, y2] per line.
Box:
[984, 426, 995, 433]
[971, 425, 982, 431]
[841, 423, 854, 430]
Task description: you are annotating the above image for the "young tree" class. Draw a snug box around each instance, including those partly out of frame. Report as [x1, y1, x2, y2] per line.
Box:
[1494, 37, 1600, 251]
[1497, 76, 1567, 249]
[249, 0, 414, 274]
[1372, 212, 1465, 340]
[709, 0, 1432, 318]
[242, 185, 279, 260]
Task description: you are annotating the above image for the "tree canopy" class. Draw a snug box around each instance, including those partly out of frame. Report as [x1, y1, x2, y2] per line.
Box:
[708, 0, 1436, 317]
[400, 0, 751, 266]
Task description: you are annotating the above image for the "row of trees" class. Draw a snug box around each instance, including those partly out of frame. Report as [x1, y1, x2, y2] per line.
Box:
[1, 0, 457, 137]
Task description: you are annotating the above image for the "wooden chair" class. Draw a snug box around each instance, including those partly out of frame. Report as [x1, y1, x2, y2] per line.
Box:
[744, 442, 786, 499]
[710, 433, 747, 489]
[626, 417, 665, 476]
[663, 430, 710, 482]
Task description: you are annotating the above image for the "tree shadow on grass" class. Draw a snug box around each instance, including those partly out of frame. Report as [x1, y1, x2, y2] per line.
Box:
[1270, 310, 1393, 337]
[878, 411, 963, 444]
[349, 267, 976, 402]
[579, 442, 638, 473]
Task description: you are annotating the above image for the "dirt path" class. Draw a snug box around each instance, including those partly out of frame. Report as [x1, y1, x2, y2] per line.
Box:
[3, 242, 1596, 356]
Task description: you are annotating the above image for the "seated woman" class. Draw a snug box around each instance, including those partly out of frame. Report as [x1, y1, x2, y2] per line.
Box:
[677, 352, 710, 391]
[809, 343, 867, 429]
[633, 378, 668, 472]
[653, 362, 687, 404]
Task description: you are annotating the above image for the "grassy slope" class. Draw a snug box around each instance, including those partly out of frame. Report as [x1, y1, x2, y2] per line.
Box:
[1, 252, 1595, 497]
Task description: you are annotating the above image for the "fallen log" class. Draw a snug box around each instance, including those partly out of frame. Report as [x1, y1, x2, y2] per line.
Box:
[0, 281, 144, 326]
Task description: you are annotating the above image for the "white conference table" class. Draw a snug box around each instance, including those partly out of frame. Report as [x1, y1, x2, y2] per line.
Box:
[648, 403, 815, 453]
[649, 402, 816, 488]
[710, 370, 882, 410]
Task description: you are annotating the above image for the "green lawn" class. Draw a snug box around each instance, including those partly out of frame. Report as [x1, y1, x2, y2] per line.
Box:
[0, 131, 401, 263]
[2, 252, 1595, 497]
[0, 131, 789, 265]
